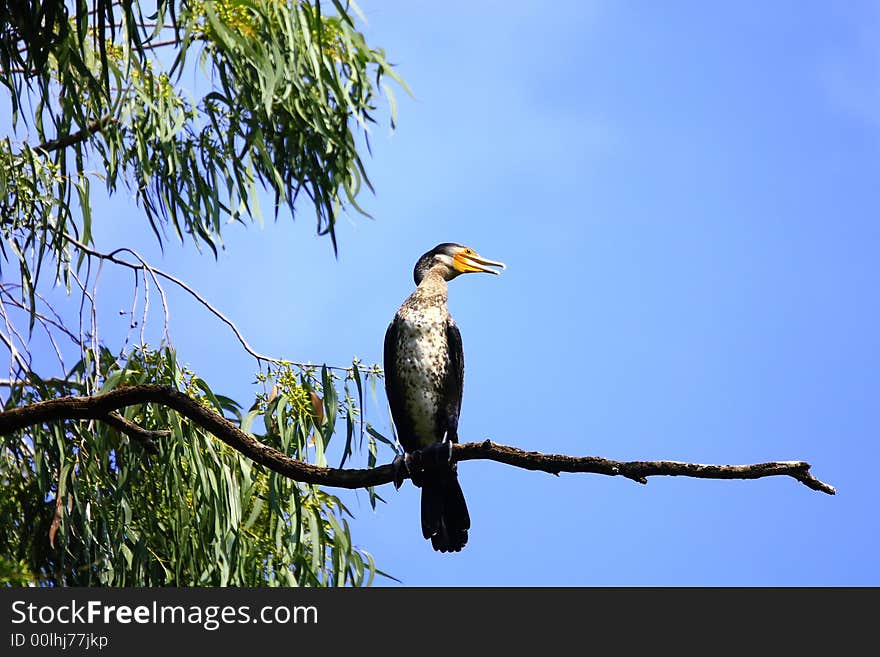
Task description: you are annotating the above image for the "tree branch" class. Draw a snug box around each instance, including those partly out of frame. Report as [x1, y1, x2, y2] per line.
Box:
[101, 411, 167, 454]
[62, 235, 361, 372]
[453, 442, 836, 495]
[35, 116, 118, 154]
[0, 384, 836, 495]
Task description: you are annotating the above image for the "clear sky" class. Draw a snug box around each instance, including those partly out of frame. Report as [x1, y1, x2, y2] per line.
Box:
[13, 0, 880, 585]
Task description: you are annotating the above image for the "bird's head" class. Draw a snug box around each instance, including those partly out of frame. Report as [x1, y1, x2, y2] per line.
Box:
[413, 243, 506, 285]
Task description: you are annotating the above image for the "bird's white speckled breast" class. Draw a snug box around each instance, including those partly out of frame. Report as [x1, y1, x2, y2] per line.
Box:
[394, 303, 449, 446]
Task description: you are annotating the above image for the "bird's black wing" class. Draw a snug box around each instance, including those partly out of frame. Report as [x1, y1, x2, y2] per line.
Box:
[442, 318, 464, 443]
[384, 316, 418, 452]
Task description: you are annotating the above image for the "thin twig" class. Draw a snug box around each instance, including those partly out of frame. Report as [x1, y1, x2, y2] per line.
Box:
[0, 378, 86, 390]
[105, 246, 170, 345]
[139, 267, 149, 347]
[0, 286, 82, 346]
[65, 236, 355, 371]
[0, 384, 837, 496]
[35, 116, 118, 154]
[101, 411, 167, 453]
[0, 300, 31, 372]
[0, 284, 79, 374]
[35, 312, 66, 371]
[0, 329, 29, 376]
[138, 38, 182, 51]
[117, 268, 141, 360]
[67, 267, 99, 391]
[91, 258, 103, 371]
[3, 283, 81, 342]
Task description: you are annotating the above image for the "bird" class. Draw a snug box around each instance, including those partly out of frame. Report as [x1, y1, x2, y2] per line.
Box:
[384, 243, 505, 552]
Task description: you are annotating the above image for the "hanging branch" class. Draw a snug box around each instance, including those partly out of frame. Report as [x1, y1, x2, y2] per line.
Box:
[35, 116, 118, 154]
[100, 411, 168, 453]
[0, 384, 836, 495]
[63, 236, 357, 372]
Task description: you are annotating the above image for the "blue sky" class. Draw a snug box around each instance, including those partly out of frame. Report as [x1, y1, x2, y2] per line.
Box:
[9, 1, 880, 585]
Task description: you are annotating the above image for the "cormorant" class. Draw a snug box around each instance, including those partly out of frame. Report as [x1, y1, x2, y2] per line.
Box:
[384, 243, 505, 552]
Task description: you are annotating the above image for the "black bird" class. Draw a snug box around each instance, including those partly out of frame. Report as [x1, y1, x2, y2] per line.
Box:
[384, 243, 505, 552]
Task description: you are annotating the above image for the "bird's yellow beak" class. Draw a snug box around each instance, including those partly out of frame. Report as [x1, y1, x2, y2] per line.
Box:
[453, 249, 506, 275]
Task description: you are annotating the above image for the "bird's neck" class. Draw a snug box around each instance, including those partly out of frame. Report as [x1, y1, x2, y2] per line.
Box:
[411, 269, 448, 306]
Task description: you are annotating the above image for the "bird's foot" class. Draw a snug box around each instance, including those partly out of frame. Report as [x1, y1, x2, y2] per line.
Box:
[392, 442, 453, 489]
[392, 452, 426, 488]
[392, 453, 411, 490]
[420, 440, 453, 470]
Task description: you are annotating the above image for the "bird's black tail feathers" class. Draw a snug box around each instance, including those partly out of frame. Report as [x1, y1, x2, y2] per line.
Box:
[421, 469, 470, 553]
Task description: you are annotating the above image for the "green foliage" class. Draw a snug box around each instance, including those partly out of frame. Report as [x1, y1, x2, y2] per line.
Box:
[0, 347, 389, 586]
[0, 0, 405, 317]
[0, 1, 402, 588]
[0, 139, 75, 317]
[0, 555, 35, 586]
[254, 358, 388, 507]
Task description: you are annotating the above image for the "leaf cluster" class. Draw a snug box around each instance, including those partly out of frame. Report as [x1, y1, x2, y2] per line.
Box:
[0, 0, 405, 321]
[0, 346, 393, 586]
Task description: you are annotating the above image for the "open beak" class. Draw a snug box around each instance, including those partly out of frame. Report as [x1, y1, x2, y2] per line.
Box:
[454, 250, 507, 275]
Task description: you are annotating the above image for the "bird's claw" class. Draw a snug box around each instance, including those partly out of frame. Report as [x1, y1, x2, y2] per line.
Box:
[392, 441, 453, 490]
[392, 452, 425, 488]
[392, 453, 408, 490]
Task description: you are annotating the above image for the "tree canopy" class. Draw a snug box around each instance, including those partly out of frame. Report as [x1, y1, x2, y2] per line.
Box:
[0, 0, 403, 586]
